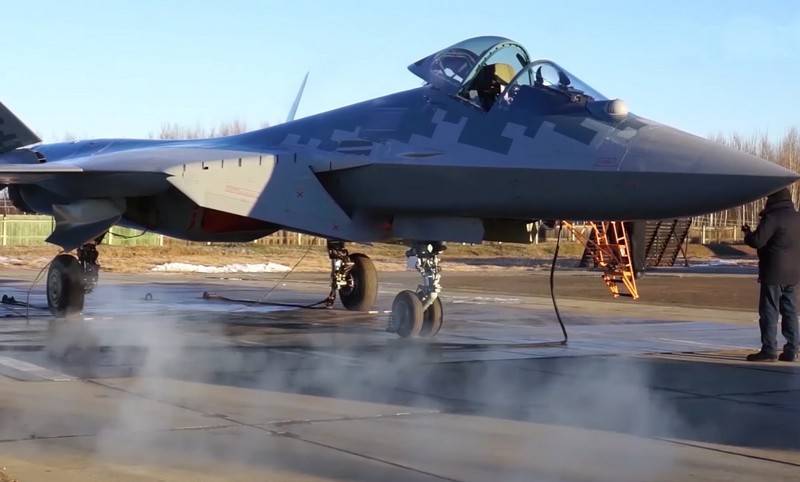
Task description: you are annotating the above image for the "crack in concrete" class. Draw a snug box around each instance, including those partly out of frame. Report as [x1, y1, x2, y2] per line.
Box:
[656, 437, 800, 468]
[86, 379, 458, 481]
[0, 423, 239, 444]
[266, 409, 441, 427]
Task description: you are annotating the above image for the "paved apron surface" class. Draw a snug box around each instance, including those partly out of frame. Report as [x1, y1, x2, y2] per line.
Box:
[0, 271, 796, 481]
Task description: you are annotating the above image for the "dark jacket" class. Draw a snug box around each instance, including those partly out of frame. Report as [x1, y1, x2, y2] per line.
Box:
[745, 197, 800, 285]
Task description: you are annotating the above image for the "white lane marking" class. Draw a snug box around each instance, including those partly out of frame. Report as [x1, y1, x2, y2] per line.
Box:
[449, 296, 521, 305]
[657, 338, 751, 350]
[0, 356, 75, 381]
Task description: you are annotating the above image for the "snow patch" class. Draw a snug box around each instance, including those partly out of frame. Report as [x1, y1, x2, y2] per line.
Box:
[151, 262, 291, 273]
[689, 258, 757, 268]
[0, 256, 24, 265]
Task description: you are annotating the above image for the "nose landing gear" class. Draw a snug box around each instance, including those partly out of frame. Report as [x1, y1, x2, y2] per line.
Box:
[389, 242, 445, 338]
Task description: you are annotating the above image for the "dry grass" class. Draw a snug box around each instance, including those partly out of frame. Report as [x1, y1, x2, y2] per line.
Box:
[0, 468, 17, 482]
[0, 242, 585, 273]
[0, 241, 733, 273]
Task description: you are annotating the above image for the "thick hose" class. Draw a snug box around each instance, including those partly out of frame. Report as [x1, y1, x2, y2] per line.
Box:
[550, 222, 569, 344]
[224, 243, 331, 312]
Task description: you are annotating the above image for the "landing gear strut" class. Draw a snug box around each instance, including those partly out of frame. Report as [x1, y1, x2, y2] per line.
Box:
[47, 239, 102, 318]
[325, 240, 378, 311]
[389, 242, 445, 338]
[77, 243, 100, 294]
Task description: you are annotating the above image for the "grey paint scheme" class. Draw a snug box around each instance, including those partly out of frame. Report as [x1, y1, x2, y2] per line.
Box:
[0, 102, 40, 154]
[0, 36, 796, 249]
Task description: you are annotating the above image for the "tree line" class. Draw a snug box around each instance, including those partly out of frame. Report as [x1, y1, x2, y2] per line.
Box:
[699, 128, 799, 228]
[152, 120, 251, 140]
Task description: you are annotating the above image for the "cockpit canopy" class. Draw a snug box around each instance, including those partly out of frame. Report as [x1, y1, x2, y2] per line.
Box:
[408, 36, 530, 95]
[502, 60, 607, 104]
[409, 37, 606, 111]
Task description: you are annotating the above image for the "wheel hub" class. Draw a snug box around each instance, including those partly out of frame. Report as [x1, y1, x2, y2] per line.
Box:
[48, 270, 62, 301]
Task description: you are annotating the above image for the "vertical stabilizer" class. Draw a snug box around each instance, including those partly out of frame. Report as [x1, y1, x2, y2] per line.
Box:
[0, 102, 40, 153]
[286, 72, 309, 123]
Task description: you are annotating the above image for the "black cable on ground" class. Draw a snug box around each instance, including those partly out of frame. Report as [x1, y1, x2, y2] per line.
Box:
[26, 260, 52, 322]
[0, 260, 53, 322]
[550, 222, 569, 345]
[202, 292, 332, 310]
[222, 243, 332, 312]
[0, 296, 28, 318]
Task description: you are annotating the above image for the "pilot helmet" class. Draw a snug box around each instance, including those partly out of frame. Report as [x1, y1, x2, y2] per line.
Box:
[492, 63, 515, 86]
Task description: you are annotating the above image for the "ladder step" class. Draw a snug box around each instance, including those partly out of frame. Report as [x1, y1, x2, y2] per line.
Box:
[572, 221, 640, 300]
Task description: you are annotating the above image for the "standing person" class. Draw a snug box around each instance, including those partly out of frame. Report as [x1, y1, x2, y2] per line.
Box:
[743, 188, 800, 362]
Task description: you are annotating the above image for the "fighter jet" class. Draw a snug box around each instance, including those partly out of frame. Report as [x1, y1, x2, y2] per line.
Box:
[0, 36, 796, 337]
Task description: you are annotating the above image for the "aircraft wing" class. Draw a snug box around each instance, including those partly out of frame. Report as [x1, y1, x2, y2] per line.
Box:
[0, 78, 379, 247]
[0, 102, 40, 153]
[0, 145, 379, 245]
[0, 163, 82, 183]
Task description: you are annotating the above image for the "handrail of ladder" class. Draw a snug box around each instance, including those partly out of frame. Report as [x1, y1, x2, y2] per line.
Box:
[562, 221, 640, 300]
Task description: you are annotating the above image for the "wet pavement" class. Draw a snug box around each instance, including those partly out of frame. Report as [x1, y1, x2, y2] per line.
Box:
[0, 269, 797, 481]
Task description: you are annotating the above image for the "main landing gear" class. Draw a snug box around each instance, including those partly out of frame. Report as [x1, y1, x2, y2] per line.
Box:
[325, 240, 444, 338]
[325, 240, 378, 311]
[389, 242, 445, 338]
[46, 240, 101, 318]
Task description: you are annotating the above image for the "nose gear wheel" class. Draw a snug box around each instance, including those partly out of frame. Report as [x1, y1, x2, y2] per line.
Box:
[390, 242, 446, 338]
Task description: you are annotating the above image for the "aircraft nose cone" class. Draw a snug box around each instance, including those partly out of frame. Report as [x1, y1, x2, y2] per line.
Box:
[623, 125, 799, 216]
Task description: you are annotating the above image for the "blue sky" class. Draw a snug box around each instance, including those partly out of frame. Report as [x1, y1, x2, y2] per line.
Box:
[3, 0, 799, 141]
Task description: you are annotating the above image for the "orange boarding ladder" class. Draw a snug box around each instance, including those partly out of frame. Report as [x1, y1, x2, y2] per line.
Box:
[563, 221, 639, 300]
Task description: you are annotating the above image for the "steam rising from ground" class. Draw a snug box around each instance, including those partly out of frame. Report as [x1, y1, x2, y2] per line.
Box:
[39, 287, 693, 481]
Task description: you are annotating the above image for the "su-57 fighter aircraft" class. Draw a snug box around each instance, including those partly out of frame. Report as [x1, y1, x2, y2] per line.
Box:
[0, 36, 796, 337]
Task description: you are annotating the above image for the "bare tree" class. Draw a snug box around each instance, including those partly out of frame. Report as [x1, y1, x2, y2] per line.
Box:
[151, 120, 252, 140]
[217, 120, 249, 137]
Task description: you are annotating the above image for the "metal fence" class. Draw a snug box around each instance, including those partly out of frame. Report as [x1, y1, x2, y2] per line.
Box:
[0, 215, 161, 246]
[0, 215, 54, 245]
[688, 226, 745, 244]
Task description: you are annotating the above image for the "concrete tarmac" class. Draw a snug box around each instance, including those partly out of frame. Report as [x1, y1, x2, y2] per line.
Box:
[0, 268, 797, 481]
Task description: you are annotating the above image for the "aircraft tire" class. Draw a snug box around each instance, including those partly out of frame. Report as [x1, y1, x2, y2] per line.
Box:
[392, 290, 423, 338]
[419, 296, 443, 337]
[339, 253, 377, 311]
[47, 254, 85, 318]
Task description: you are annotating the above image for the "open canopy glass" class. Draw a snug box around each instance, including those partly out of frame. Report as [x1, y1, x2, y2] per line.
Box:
[408, 36, 530, 95]
[502, 59, 607, 104]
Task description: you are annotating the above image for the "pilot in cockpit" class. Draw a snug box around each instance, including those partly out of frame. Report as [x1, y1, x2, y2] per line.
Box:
[465, 63, 515, 110]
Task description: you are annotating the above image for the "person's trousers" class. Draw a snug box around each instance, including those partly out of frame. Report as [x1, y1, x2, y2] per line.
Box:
[759, 284, 799, 355]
